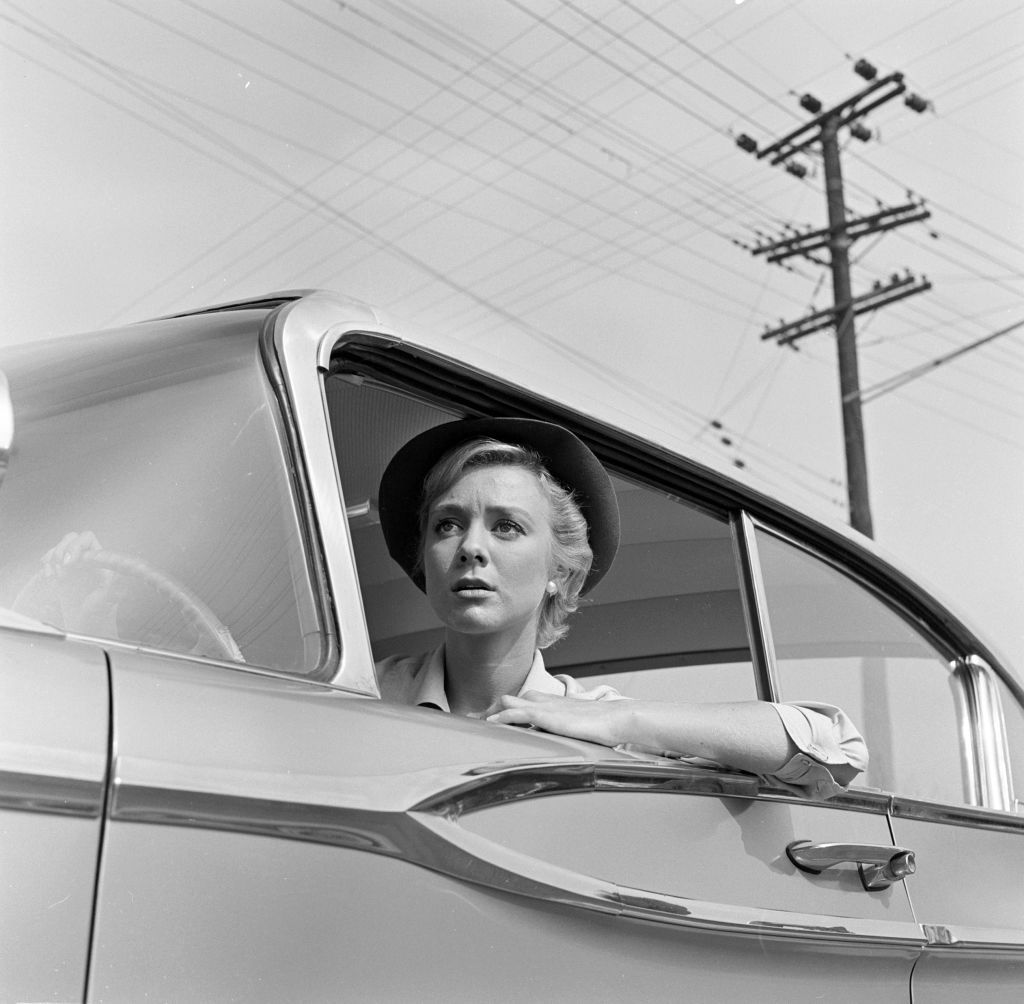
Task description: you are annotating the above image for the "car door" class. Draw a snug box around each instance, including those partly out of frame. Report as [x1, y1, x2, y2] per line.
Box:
[316, 355, 923, 999]
[87, 647, 920, 1003]
[752, 523, 1024, 999]
[0, 619, 110, 1003]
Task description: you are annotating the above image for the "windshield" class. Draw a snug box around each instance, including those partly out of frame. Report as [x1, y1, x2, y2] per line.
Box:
[0, 314, 323, 674]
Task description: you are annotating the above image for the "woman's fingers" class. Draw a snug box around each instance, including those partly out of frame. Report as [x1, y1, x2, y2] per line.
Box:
[487, 693, 624, 746]
[42, 530, 102, 576]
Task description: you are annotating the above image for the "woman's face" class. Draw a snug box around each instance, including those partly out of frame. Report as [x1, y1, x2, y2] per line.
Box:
[422, 464, 554, 643]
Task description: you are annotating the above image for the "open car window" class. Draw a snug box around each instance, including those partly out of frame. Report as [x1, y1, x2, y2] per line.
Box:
[327, 371, 759, 707]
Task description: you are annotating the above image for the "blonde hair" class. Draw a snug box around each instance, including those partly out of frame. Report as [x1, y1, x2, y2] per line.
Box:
[417, 437, 592, 648]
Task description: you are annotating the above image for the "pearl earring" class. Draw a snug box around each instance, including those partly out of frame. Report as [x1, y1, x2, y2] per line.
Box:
[546, 580, 557, 595]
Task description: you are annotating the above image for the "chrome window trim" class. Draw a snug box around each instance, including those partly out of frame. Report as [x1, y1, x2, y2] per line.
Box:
[890, 794, 1024, 834]
[733, 512, 780, 702]
[271, 296, 396, 696]
[0, 369, 12, 491]
[959, 654, 1015, 812]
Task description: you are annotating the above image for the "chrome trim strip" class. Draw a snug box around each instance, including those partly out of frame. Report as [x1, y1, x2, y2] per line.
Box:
[0, 769, 105, 818]
[411, 811, 926, 948]
[409, 760, 767, 818]
[0, 369, 12, 488]
[962, 655, 1015, 811]
[924, 923, 1024, 952]
[951, 658, 981, 806]
[890, 795, 1024, 834]
[110, 777, 925, 950]
[734, 512, 779, 701]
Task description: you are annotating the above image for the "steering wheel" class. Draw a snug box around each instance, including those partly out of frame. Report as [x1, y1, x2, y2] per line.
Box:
[16, 547, 244, 663]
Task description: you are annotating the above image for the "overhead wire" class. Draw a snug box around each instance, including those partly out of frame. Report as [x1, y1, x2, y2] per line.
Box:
[5, 4, 845, 499]
[6, 0, 1015, 485]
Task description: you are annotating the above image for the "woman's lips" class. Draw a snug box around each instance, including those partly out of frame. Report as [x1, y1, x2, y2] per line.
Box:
[453, 578, 494, 593]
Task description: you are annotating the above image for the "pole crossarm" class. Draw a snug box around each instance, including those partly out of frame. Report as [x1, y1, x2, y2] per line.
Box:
[752, 202, 930, 263]
[761, 275, 932, 346]
[758, 72, 906, 165]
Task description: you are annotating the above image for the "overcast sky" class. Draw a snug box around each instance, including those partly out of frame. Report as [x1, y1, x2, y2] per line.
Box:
[2, 0, 1023, 672]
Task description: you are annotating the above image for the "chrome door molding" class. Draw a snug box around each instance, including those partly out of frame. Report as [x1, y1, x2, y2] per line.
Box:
[110, 756, 931, 952]
[922, 924, 1024, 952]
[0, 769, 105, 818]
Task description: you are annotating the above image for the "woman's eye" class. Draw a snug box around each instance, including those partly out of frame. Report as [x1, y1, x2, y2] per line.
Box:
[433, 517, 460, 535]
[494, 519, 525, 537]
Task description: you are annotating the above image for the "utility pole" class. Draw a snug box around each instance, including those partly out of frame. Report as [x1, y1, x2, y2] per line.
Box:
[735, 60, 932, 538]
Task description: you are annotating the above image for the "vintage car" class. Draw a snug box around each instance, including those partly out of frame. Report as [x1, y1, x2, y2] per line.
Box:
[1, 289, 1022, 1002]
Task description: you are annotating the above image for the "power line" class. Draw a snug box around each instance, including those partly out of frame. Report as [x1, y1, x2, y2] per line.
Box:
[856, 317, 1024, 403]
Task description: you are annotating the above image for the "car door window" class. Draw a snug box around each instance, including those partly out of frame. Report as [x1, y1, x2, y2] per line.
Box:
[326, 373, 758, 705]
[755, 526, 968, 805]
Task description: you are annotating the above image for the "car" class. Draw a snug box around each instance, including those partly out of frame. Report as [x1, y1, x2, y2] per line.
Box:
[1, 289, 1022, 1002]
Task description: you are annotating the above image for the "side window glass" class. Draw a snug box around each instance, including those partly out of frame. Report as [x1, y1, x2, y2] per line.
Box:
[326, 373, 758, 705]
[755, 527, 967, 805]
[549, 480, 755, 705]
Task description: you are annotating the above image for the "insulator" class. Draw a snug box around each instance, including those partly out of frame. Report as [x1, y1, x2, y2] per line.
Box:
[849, 122, 872, 142]
[736, 133, 758, 153]
[905, 93, 929, 113]
[800, 93, 823, 114]
[785, 161, 808, 179]
[854, 58, 877, 80]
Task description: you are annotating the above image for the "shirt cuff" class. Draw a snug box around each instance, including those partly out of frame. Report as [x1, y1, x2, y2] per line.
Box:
[767, 702, 869, 799]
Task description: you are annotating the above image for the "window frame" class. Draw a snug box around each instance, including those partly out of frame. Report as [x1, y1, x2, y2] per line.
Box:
[278, 318, 1024, 820]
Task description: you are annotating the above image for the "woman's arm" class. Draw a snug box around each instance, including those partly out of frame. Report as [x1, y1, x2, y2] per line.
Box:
[488, 693, 867, 797]
[489, 694, 797, 774]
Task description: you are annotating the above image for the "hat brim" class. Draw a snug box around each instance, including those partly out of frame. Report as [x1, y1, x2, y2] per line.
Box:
[378, 417, 619, 594]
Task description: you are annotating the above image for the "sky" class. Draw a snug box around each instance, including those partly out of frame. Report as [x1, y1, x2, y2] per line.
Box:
[2, 0, 1023, 674]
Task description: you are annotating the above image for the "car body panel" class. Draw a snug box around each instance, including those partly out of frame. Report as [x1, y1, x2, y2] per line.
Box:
[0, 628, 108, 1002]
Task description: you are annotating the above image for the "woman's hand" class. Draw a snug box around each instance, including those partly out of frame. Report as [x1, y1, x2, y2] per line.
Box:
[487, 691, 634, 747]
[42, 530, 104, 576]
[39, 531, 119, 634]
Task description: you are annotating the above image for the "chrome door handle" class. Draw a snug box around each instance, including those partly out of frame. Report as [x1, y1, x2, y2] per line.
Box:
[786, 839, 916, 892]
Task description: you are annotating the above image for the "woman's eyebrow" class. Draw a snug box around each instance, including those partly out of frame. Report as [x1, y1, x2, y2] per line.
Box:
[483, 503, 535, 522]
[428, 500, 467, 516]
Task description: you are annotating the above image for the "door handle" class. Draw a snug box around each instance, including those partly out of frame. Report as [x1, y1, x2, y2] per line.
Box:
[786, 839, 916, 892]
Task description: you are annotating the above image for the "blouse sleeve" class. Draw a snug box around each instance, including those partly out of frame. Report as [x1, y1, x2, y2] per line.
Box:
[764, 702, 868, 800]
[556, 676, 867, 800]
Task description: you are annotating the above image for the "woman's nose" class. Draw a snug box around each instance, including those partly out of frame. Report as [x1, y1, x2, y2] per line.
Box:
[458, 526, 488, 564]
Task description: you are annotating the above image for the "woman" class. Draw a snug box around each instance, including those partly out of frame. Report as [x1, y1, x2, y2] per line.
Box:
[376, 417, 867, 800]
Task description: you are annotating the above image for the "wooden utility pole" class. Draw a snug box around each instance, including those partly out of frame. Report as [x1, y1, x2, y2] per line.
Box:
[821, 115, 872, 536]
[736, 63, 932, 538]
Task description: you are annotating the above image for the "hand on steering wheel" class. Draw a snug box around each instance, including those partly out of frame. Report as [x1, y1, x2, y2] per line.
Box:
[24, 531, 244, 662]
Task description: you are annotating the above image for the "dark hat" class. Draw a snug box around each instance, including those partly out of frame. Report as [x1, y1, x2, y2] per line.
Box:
[378, 417, 619, 594]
